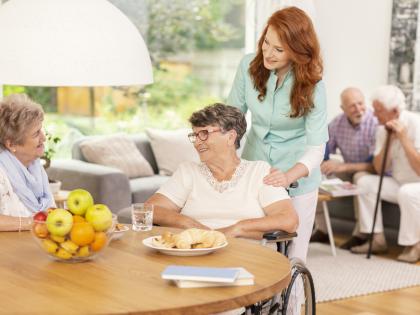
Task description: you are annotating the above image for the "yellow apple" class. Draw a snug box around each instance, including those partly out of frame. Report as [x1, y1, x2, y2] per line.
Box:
[46, 209, 73, 236]
[85, 204, 113, 232]
[67, 189, 94, 216]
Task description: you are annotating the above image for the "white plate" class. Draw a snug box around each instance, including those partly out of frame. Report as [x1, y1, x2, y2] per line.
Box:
[112, 225, 129, 240]
[142, 236, 228, 256]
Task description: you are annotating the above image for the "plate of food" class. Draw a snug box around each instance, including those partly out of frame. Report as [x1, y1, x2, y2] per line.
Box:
[143, 228, 228, 256]
[113, 223, 129, 240]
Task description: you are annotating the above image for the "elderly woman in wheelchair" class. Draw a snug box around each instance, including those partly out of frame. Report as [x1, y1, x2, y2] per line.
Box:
[147, 103, 298, 241]
[146, 104, 315, 315]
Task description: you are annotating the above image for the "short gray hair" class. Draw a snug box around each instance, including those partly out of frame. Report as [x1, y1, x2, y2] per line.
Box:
[189, 103, 247, 149]
[0, 94, 44, 147]
[371, 85, 406, 111]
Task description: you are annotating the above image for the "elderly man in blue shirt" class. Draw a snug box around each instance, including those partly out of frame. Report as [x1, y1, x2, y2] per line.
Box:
[311, 87, 378, 249]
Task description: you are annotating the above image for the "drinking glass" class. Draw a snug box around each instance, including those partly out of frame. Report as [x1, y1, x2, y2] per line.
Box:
[131, 203, 154, 231]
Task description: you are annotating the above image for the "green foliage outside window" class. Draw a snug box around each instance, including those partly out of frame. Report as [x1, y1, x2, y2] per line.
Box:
[2, 0, 245, 158]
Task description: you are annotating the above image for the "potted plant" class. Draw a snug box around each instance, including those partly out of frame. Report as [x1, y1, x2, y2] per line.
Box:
[42, 132, 61, 194]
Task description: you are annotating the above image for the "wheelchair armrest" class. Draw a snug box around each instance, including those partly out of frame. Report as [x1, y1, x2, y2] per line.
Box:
[263, 231, 297, 243]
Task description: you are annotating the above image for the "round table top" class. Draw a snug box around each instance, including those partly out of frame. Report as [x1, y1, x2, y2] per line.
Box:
[0, 227, 291, 315]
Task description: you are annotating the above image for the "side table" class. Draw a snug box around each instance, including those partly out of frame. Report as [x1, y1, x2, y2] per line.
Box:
[318, 193, 337, 256]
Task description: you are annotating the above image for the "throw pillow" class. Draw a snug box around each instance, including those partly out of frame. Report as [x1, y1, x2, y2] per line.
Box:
[80, 134, 154, 178]
[146, 128, 199, 175]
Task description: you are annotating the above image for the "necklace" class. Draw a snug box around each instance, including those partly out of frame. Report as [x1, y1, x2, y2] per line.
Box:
[198, 159, 248, 193]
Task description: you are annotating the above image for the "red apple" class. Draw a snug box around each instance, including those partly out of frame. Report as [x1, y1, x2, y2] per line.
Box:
[33, 211, 48, 222]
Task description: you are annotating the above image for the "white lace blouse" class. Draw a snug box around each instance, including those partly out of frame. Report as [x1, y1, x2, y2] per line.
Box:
[157, 160, 290, 229]
[0, 168, 31, 217]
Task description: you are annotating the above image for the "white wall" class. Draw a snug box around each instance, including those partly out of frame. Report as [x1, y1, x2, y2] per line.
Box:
[314, 0, 393, 120]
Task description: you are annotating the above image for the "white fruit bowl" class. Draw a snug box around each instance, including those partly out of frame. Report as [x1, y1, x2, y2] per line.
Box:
[31, 212, 117, 263]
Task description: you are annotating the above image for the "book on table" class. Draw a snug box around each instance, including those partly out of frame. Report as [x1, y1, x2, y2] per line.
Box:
[161, 265, 254, 288]
[320, 177, 360, 197]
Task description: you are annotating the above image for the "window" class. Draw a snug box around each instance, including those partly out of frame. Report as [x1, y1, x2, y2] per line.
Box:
[3, 0, 245, 158]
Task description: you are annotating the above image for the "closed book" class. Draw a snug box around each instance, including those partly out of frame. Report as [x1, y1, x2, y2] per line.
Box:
[161, 265, 240, 283]
[173, 267, 255, 288]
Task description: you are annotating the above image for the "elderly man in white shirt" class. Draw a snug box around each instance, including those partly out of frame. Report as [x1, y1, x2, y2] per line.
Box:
[351, 85, 420, 263]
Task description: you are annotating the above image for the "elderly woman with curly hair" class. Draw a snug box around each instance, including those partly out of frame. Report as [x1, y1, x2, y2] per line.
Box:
[147, 103, 298, 239]
[0, 94, 54, 231]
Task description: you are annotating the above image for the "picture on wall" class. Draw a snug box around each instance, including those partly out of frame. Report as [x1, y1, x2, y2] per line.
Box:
[388, 0, 419, 111]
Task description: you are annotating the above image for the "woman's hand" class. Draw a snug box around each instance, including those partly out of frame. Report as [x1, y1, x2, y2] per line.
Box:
[217, 224, 241, 238]
[263, 167, 289, 188]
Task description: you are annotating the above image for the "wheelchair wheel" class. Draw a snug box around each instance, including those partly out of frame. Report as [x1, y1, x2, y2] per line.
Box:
[282, 258, 315, 315]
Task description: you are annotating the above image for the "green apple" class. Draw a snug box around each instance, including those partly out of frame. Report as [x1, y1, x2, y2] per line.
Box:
[46, 209, 73, 236]
[85, 204, 113, 232]
[67, 189, 94, 216]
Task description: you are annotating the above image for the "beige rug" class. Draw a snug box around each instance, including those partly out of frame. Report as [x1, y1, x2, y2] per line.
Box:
[305, 243, 420, 302]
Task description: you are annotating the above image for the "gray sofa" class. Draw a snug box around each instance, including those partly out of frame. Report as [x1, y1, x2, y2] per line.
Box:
[48, 134, 402, 240]
[47, 134, 169, 218]
[327, 195, 400, 243]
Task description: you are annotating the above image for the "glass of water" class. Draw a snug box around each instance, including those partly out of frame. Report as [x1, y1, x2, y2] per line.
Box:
[131, 203, 154, 231]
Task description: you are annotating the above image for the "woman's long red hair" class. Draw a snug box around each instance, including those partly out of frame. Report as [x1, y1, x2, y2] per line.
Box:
[249, 7, 323, 118]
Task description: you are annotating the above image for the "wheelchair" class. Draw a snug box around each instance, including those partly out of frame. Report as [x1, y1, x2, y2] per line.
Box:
[244, 182, 316, 315]
[243, 231, 315, 315]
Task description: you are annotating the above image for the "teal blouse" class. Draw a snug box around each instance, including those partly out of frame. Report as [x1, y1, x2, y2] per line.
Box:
[227, 54, 328, 196]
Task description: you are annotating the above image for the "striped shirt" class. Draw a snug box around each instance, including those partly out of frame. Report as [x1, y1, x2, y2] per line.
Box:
[327, 109, 378, 163]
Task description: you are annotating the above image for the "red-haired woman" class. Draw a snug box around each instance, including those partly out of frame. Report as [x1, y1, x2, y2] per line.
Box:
[228, 6, 328, 263]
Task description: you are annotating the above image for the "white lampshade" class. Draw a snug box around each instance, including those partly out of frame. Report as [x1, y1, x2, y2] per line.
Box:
[0, 0, 153, 86]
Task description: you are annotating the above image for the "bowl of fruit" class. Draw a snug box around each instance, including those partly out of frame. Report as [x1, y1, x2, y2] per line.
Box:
[31, 189, 117, 262]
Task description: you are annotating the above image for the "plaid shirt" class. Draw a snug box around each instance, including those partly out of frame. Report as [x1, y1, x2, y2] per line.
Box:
[326, 109, 378, 163]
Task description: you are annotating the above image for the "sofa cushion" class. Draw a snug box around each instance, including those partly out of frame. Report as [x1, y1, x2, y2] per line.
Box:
[130, 175, 170, 203]
[80, 134, 154, 178]
[146, 128, 199, 175]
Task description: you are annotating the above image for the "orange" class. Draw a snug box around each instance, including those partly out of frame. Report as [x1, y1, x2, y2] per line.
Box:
[91, 232, 107, 252]
[72, 215, 85, 223]
[70, 222, 95, 246]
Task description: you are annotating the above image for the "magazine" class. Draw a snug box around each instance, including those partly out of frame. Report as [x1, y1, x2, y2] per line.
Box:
[319, 178, 360, 197]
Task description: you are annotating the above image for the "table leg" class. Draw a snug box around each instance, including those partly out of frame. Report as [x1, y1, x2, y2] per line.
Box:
[322, 201, 336, 257]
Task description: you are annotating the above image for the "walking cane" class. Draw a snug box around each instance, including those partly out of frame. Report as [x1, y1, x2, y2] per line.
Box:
[367, 129, 392, 259]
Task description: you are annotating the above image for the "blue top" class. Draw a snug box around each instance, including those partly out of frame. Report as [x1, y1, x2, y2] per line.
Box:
[227, 53, 328, 196]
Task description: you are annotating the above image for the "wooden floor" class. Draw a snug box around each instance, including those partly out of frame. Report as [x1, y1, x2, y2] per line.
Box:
[316, 235, 420, 315]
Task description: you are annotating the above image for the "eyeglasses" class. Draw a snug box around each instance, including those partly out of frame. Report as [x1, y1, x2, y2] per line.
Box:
[188, 128, 222, 143]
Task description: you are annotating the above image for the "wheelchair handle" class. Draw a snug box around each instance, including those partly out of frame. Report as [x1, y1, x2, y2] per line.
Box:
[289, 181, 299, 189]
[263, 231, 297, 241]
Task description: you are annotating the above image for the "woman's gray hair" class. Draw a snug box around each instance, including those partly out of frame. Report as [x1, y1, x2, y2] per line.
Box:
[189, 103, 247, 149]
[371, 85, 406, 111]
[0, 94, 44, 147]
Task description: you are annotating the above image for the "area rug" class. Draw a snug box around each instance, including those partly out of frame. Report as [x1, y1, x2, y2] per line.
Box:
[305, 243, 420, 302]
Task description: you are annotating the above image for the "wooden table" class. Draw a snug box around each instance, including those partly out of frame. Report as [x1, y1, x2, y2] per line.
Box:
[0, 227, 291, 315]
